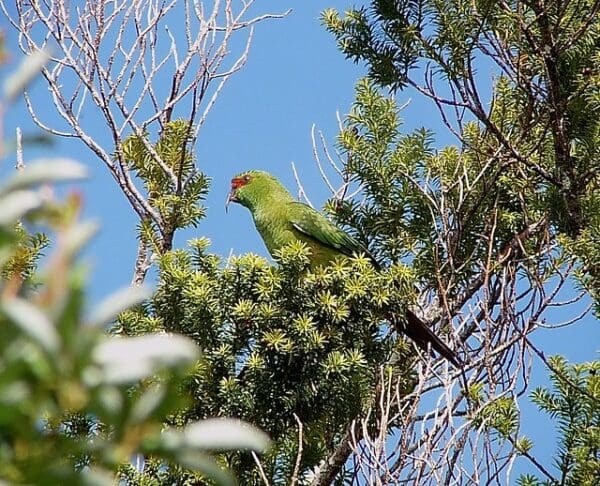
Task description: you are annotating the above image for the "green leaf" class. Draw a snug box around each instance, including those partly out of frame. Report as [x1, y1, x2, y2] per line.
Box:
[2, 159, 88, 192]
[0, 190, 43, 225]
[88, 285, 152, 327]
[182, 418, 270, 452]
[2, 298, 59, 353]
[171, 451, 235, 486]
[80, 468, 117, 486]
[3, 49, 50, 102]
[63, 221, 100, 256]
[92, 333, 199, 385]
[130, 384, 167, 423]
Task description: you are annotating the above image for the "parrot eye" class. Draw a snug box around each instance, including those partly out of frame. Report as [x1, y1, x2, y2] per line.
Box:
[244, 175, 251, 182]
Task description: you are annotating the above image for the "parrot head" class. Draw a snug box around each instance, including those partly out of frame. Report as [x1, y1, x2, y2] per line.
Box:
[226, 170, 291, 212]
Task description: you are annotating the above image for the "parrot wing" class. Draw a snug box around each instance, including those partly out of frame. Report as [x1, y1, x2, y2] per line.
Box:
[287, 202, 365, 258]
[288, 204, 460, 366]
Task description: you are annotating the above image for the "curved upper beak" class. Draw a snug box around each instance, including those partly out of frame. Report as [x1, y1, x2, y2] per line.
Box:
[225, 189, 237, 213]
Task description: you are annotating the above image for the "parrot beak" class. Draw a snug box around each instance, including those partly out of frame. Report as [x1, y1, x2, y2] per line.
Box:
[225, 189, 237, 213]
[226, 175, 249, 212]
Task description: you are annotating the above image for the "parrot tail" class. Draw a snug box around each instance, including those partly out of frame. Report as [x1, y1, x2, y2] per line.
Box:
[400, 310, 462, 367]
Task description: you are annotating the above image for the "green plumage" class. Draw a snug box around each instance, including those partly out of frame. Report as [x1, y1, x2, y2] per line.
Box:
[227, 170, 367, 268]
[227, 170, 461, 366]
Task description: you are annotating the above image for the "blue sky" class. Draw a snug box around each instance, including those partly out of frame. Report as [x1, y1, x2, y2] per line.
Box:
[1, 1, 598, 482]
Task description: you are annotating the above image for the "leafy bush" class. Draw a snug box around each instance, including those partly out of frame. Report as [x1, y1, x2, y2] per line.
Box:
[0, 162, 268, 485]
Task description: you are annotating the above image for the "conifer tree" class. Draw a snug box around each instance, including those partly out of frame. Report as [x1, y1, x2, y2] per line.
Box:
[3, 0, 599, 484]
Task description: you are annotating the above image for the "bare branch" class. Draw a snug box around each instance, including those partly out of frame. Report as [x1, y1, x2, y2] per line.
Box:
[290, 413, 304, 486]
[15, 127, 24, 171]
[298, 107, 576, 484]
[3, 0, 287, 282]
[252, 451, 271, 486]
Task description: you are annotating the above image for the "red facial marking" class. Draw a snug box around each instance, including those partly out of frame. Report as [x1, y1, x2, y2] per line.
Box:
[231, 174, 252, 190]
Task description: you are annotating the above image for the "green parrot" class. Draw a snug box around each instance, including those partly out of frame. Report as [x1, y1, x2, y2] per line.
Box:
[226, 170, 460, 366]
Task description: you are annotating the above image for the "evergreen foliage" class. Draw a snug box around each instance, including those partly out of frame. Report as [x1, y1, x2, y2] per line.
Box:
[119, 239, 418, 484]
[323, 0, 600, 237]
[118, 74, 596, 484]
[1, 223, 48, 283]
[319, 2, 600, 480]
[2, 0, 599, 484]
[519, 357, 600, 486]
[122, 119, 210, 253]
[0, 162, 268, 485]
[331, 79, 549, 292]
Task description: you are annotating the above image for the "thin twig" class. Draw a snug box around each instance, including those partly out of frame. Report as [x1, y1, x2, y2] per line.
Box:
[15, 127, 24, 171]
[251, 451, 271, 486]
[290, 413, 304, 486]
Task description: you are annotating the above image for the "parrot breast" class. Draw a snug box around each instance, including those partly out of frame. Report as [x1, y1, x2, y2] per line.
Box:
[251, 204, 343, 269]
